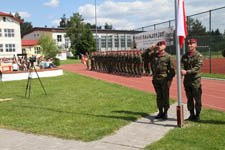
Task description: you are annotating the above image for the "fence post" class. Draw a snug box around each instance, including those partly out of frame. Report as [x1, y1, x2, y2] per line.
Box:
[209, 10, 212, 73]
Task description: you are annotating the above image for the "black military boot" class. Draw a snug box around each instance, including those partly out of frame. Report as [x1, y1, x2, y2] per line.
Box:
[194, 111, 201, 122]
[185, 110, 195, 121]
[155, 108, 163, 119]
[162, 108, 168, 120]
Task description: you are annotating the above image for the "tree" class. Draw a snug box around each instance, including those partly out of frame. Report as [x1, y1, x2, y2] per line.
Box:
[187, 18, 207, 36]
[86, 23, 102, 29]
[65, 13, 96, 57]
[104, 23, 112, 30]
[59, 14, 67, 28]
[14, 12, 33, 36]
[38, 35, 60, 59]
[210, 29, 225, 52]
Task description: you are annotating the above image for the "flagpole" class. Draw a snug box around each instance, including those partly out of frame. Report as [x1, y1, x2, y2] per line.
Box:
[175, 0, 184, 127]
[95, 0, 98, 51]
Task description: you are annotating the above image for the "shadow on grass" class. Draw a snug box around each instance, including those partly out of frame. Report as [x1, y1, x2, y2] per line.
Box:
[12, 104, 137, 122]
[112, 110, 149, 117]
[199, 120, 225, 125]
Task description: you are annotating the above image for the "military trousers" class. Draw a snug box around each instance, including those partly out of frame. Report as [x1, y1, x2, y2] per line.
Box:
[144, 62, 150, 74]
[184, 78, 202, 113]
[152, 78, 170, 110]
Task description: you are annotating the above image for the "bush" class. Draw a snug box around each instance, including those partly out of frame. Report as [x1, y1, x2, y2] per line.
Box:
[67, 56, 76, 59]
[53, 58, 60, 66]
[222, 49, 225, 57]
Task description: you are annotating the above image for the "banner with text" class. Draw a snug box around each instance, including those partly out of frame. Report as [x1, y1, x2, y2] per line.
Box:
[134, 27, 174, 49]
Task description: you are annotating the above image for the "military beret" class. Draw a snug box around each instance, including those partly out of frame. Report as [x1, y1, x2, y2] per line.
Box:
[188, 38, 197, 44]
[157, 41, 166, 46]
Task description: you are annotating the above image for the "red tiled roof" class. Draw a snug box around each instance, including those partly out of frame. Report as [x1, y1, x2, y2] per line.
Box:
[0, 12, 23, 23]
[22, 40, 40, 46]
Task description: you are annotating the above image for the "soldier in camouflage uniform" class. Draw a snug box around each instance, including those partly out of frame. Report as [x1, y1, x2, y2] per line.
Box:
[149, 41, 175, 120]
[136, 51, 142, 77]
[142, 48, 151, 76]
[90, 52, 95, 71]
[181, 39, 203, 122]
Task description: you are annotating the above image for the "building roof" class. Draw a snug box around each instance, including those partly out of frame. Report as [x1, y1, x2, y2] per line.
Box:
[0, 12, 23, 23]
[22, 27, 143, 37]
[22, 40, 40, 46]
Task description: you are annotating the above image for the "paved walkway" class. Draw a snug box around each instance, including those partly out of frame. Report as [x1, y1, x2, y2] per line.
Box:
[0, 103, 188, 150]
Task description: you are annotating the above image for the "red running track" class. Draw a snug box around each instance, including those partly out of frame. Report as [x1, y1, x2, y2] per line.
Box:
[62, 64, 225, 112]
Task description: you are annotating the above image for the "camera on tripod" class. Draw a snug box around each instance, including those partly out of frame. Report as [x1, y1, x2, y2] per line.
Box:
[29, 56, 36, 67]
[25, 55, 47, 98]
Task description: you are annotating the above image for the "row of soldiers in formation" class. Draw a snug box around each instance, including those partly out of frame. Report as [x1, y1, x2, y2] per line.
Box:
[89, 49, 153, 77]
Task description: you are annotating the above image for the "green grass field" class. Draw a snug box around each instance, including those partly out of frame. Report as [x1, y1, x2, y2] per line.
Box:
[0, 71, 159, 141]
[60, 58, 81, 65]
[145, 109, 225, 150]
[1, 71, 225, 149]
[201, 73, 225, 79]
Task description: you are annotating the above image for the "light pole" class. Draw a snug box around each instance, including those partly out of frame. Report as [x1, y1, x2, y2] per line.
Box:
[95, 0, 98, 51]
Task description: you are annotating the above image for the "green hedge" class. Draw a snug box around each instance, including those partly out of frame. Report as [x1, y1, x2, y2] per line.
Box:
[53, 58, 60, 66]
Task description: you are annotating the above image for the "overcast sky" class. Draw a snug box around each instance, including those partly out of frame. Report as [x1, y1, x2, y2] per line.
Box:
[1, 0, 225, 31]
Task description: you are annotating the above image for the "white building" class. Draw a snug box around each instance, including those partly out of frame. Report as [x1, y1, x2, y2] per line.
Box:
[22, 27, 142, 52]
[22, 28, 71, 52]
[94, 29, 142, 51]
[0, 12, 23, 58]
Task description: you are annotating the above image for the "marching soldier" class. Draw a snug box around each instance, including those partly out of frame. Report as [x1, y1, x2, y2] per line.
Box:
[149, 41, 175, 120]
[181, 38, 203, 122]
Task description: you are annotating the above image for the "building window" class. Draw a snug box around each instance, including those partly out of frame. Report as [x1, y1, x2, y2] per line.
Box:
[121, 36, 125, 48]
[34, 46, 41, 54]
[0, 29, 2, 37]
[0, 44, 3, 52]
[127, 36, 132, 48]
[4, 29, 14, 37]
[3, 17, 6, 22]
[114, 36, 119, 48]
[101, 36, 106, 48]
[94, 36, 99, 50]
[65, 38, 70, 49]
[107, 36, 112, 49]
[5, 44, 15, 52]
[57, 35, 62, 42]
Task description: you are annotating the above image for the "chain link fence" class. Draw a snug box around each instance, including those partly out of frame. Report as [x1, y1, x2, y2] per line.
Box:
[134, 6, 225, 74]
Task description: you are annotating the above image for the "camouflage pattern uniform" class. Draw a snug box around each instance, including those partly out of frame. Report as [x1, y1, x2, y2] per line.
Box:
[181, 50, 203, 121]
[142, 49, 151, 76]
[149, 51, 175, 119]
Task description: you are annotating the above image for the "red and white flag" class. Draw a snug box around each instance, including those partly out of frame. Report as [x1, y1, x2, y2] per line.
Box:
[177, 0, 188, 48]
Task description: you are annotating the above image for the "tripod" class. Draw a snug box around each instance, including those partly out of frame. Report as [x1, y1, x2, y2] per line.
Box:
[25, 64, 47, 98]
